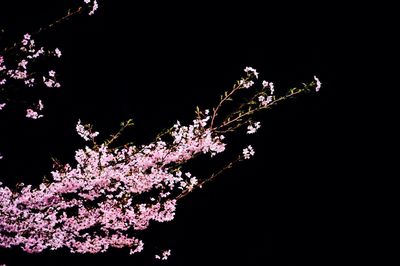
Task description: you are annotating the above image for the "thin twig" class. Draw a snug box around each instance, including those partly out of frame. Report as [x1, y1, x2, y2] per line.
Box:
[176, 156, 241, 200]
[2, 6, 85, 54]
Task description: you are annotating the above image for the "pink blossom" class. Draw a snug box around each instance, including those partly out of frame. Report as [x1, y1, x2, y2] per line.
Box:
[38, 100, 44, 111]
[247, 122, 261, 134]
[43, 75, 60, 88]
[54, 48, 62, 58]
[24, 78, 35, 87]
[25, 100, 44, 119]
[270, 82, 274, 94]
[7, 69, 27, 80]
[244, 66, 259, 79]
[155, 249, 171, 260]
[26, 109, 43, 119]
[240, 79, 254, 89]
[258, 95, 273, 107]
[21, 34, 30, 46]
[314, 76, 322, 92]
[242, 145, 255, 159]
[76, 120, 99, 141]
[18, 60, 28, 69]
[84, 0, 99, 15]
[129, 240, 144, 255]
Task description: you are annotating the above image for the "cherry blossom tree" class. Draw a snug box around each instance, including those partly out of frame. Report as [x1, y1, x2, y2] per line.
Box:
[0, 1, 321, 263]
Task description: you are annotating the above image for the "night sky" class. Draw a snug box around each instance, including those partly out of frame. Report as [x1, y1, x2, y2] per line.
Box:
[0, 1, 351, 265]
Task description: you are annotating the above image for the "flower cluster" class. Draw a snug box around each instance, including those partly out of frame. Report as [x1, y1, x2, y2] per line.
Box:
[0, 34, 61, 114]
[2, 34, 61, 87]
[76, 120, 99, 141]
[247, 121, 261, 134]
[84, 0, 99, 15]
[155, 249, 171, 260]
[242, 145, 255, 160]
[244, 66, 259, 79]
[42, 70, 61, 88]
[0, 65, 321, 258]
[26, 100, 44, 119]
[0, 113, 225, 254]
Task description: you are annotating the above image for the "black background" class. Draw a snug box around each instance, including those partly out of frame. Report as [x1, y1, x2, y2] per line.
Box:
[0, 1, 355, 265]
